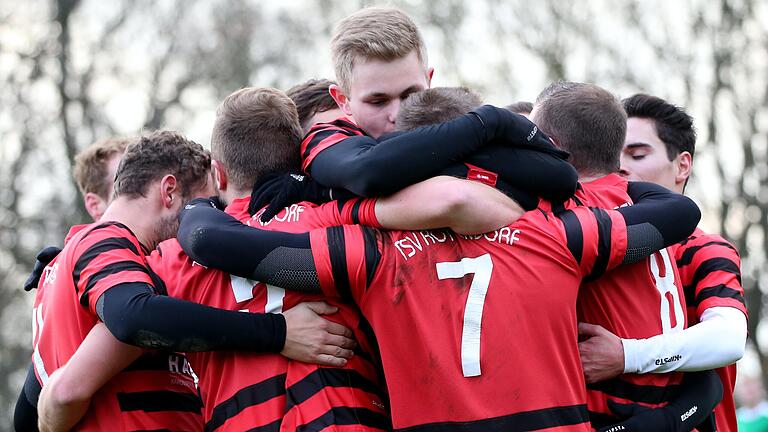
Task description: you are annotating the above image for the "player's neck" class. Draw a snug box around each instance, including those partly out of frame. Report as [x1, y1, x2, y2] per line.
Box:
[578, 170, 615, 183]
[220, 187, 250, 207]
[100, 197, 158, 249]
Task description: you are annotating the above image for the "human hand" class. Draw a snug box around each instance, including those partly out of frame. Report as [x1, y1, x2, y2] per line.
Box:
[578, 322, 624, 383]
[281, 301, 356, 366]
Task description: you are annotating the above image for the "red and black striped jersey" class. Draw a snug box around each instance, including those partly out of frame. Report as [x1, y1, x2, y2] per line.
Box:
[671, 229, 747, 432]
[308, 205, 628, 431]
[148, 196, 388, 432]
[300, 117, 367, 173]
[32, 222, 202, 431]
[564, 175, 688, 426]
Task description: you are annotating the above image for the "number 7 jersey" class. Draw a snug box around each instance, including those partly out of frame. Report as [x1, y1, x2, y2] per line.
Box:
[308, 206, 629, 431]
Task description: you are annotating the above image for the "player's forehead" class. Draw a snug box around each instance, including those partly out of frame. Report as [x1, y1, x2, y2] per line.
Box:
[348, 51, 428, 99]
[624, 117, 665, 151]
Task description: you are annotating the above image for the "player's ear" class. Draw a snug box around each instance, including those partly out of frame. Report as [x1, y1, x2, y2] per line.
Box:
[675, 151, 693, 187]
[329, 84, 353, 117]
[211, 160, 227, 193]
[159, 174, 178, 209]
[83, 192, 107, 221]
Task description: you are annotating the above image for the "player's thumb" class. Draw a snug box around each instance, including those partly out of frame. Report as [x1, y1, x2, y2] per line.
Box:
[578, 322, 605, 338]
[303, 301, 339, 316]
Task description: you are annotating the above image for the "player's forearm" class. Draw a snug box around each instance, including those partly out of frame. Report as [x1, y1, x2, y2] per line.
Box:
[374, 176, 524, 234]
[97, 283, 287, 352]
[623, 307, 746, 374]
[178, 201, 312, 279]
[38, 370, 91, 432]
[619, 182, 700, 264]
[311, 110, 499, 197]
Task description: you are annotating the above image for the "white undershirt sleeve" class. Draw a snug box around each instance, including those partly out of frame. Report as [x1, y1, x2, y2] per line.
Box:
[622, 306, 747, 374]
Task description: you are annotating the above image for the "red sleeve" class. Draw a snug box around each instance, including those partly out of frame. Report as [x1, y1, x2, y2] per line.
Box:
[72, 224, 154, 315]
[555, 207, 628, 280]
[338, 198, 381, 228]
[309, 225, 380, 304]
[300, 118, 366, 173]
[674, 233, 747, 319]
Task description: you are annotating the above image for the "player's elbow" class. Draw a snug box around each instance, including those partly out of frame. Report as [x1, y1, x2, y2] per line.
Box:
[179, 225, 219, 266]
[674, 195, 701, 237]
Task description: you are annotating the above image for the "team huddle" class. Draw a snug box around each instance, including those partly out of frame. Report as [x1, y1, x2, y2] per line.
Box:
[14, 6, 748, 432]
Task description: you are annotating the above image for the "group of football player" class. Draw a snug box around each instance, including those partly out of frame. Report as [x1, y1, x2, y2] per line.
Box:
[14, 6, 748, 432]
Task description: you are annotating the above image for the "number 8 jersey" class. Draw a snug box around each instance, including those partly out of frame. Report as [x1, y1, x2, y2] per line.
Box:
[308, 206, 629, 431]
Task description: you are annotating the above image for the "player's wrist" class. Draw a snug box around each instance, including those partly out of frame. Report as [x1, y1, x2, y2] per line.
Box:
[621, 338, 640, 374]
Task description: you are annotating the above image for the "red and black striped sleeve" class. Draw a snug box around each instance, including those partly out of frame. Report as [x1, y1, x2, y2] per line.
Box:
[301, 118, 366, 173]
[71, 222, 154, 315]
[337, 198, 381, 228]
[675, 232, 747, 319]
[309, 225, 381, 304]
[555, 207, 628, 280]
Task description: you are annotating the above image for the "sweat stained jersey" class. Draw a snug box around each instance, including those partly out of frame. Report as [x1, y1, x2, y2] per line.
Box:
[307, 205, 629, 431]
[148, 196, 388, 432]
[671, 229, 747, 432]
[32, 222, 202, 431]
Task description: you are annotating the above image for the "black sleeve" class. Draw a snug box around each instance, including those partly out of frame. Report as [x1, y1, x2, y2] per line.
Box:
[309, 105, 556, 197]
[13, 364, 39, 432]
[599, 370, 722, 432]
[177, 202, 321, 294]
[95, 282, 286, 352]
[617, 181, 700, 264]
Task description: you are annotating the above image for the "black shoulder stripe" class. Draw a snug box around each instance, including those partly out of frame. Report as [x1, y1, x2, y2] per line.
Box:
[285, 368, 383, 410]
[556, 210, 583, 264]
[204, 374, 286, 432]
[79, 260, 149, 307]
[72, 237, 140, 288]
[117, 390, 202, 413]
[302, 129, 338, 160]
[362, 226, 381, 287]
[326, 226, 353, 302]
[146, 263, 168, 295]
[676, 241, 738, 267]
[685, 257, 742, 292]
[694, 284, 747, 307]
[584, 208, 612, 282]
[297, 407, 391, 432]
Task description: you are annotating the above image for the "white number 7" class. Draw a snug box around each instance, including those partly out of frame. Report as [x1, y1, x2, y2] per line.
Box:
[436, 254, 493, 378]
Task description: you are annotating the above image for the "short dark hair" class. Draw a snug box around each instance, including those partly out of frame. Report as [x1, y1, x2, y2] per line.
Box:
[287, 78, 339, 132]
[73, 137, 133, 200]
[395, 87, 483, 131]
[505, 101, 533, 115]
[114, 130, 211, 200]
[211, 87, 303, 190]
[534, 82, 627, 175]
[622, 94, 696, 160]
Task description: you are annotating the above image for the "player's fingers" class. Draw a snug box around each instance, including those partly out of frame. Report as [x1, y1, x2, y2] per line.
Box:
[323, 320, 354, 339]
[314, 353, 349, 367]
[320, 345, 354, 360]
[303, 301, 339, 316]
[324, 333, 357, 350]
[577, 322, 604, 337]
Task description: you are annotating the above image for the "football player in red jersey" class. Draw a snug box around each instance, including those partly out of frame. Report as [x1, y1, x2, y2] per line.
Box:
[293, 7, 577, 208]
[176, 167, 703, 431]
[35, 87, 525, 432]
[528, 82, 709, 428]
[24, 131, 357, 432]
[611, 94, 747, 432]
